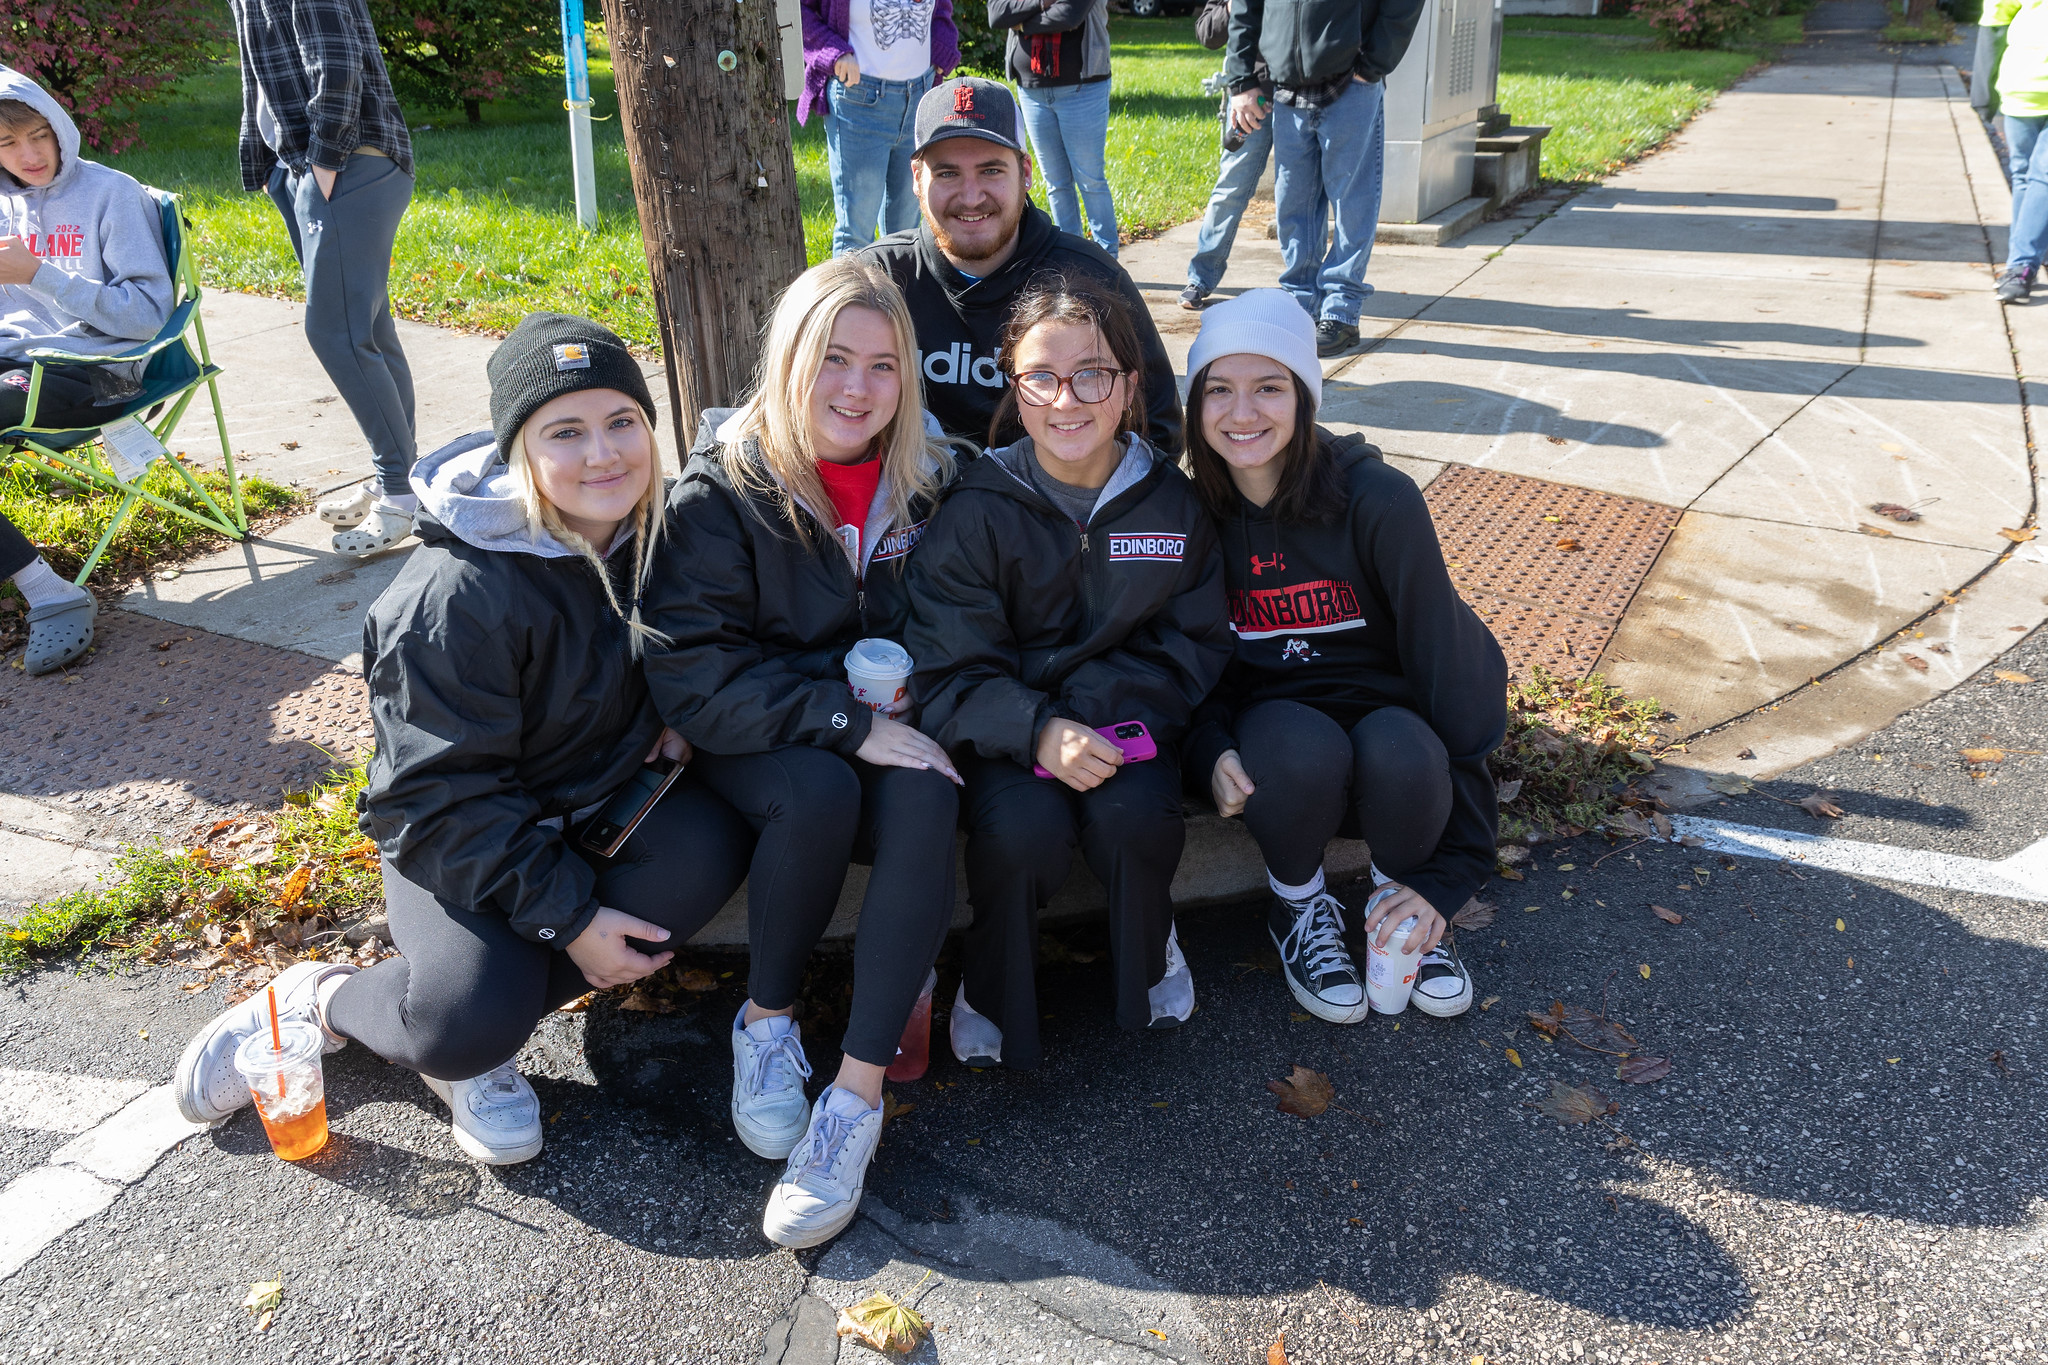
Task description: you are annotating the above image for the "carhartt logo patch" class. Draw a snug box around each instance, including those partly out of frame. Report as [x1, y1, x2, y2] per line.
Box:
[1107, 533, 1186, 563]
[553, 343, 591, 371]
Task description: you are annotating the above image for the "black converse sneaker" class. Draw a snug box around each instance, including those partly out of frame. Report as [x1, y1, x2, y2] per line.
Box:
[1268, 892, 1369, 1024]
[1410, 932, 1475, 1017]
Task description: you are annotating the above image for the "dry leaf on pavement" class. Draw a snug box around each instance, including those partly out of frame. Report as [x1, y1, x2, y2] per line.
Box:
[1617, 1054, 1673, 1085]
[243, 1279, 282, 1332]
[882, 1091, 915, 1125]
[1451, 900, 1497, 930]
[1870, 502, 1920, 522]
[1650, 905, 1683, 925]
[1535, 1081, 1619, 1125]
[618, 989, 673, 1014]
[1527, 1001, 1640, 1054]
[837, 1290, 929, 1355]
[1961, 748, 2005, 763]
[1900, 653, 1929, 671]
[1857, 522, 1895, 537]
[1639, 963, 1652, 979]
[1995, 670, 2035, 684]
[1268, 1333, 1290, 1365]
[1504, 1047, 1523, 1068]
[1997, 527, 2037, 542]
[1496, 778, 1523, 803]
[1705, 774, 1753, 796]
[677, 968, 718, 992]
[1800, 792, 1845, 818]
[1267, 1066, 1334, 1118]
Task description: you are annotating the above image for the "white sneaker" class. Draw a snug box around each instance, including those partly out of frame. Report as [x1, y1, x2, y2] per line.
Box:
[317, 482, 374, 527]
[421, 1063, 544, 1165]
[1411, 934, 1476, 1018]
[1147, 925, 1195, 1028]
[331, 504, 414, 557]
[173, 961, 355, 1124]
[948, 981, 1002, 1067]
[762, 1086, 883, 1249]
[731, 1006, 813, 1159]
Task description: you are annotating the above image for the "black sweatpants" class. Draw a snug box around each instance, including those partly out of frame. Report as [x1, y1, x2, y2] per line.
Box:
[0, 512, 34, 579]
[1233, 700, 1452, 887]
[325, 775, 755, 1081]
[959, 752, 1186, 1071]
[1, 367, 114, 580]
[691, 746, 959, 1067]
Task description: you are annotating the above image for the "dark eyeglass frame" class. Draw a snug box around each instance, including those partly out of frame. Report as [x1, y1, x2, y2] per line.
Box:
[1012, 366, 1129, 407]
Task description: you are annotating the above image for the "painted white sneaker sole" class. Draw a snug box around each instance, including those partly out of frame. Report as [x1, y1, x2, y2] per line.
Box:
[421, 1075, 544, 1165]
[762, 1194, 861, 1249]
[732, 1099, 811, 1161]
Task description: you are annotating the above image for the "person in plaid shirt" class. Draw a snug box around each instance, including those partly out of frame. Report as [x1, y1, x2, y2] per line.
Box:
[228, 0, 421, 557]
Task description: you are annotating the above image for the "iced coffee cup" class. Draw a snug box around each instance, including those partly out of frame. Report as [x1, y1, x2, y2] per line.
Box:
[1363, 887, 1424, 1015]
[846, 638, 914, 717]
[234, 1019, 330, 1161]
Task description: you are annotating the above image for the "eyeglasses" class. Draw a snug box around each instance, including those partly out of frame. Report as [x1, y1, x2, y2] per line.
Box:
[1013, 367, 1128, 406]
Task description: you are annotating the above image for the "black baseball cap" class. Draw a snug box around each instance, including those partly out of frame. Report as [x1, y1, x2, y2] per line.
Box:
[913, 77, 1026, 157]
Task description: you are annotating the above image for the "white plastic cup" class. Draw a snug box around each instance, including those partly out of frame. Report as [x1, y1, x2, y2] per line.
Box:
[846, 638, 914, 716]
[1363, 889, 1424, 1015]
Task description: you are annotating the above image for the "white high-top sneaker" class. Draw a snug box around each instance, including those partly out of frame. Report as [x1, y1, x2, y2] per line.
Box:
[730, 1006, 813, 1159]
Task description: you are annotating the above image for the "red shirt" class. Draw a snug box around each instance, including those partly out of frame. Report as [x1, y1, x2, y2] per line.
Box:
[816, 455, 882, 560]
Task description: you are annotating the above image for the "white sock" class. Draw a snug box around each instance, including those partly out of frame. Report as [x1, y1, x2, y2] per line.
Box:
[313, 970, 352, 1046]
[1369, 863, 1394, 888]
[9, 556, 82, 610]
[1269, 867, 1327, 903]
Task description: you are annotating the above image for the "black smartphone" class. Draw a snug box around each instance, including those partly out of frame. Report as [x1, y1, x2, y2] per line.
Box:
[577, 758, 683, 858]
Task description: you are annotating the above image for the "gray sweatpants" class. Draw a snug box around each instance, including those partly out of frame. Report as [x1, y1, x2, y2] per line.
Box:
[266, 151, 417, 494]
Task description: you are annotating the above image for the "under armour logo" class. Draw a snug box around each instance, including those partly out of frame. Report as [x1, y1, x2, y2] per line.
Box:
[831, 713, 849, 730]
[953, 84, 976, 114]
[1249, 552, 1284, 577]
[538, 927, 555, 940]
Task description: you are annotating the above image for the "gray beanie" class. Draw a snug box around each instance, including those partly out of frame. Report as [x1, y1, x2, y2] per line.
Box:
[1185, 289, 1323, 409]
[487, 312, 657, 461]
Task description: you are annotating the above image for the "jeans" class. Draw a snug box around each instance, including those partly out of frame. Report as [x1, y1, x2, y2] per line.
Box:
[1187, 106, 1274, 293]
[2008, 114, 2048, 275]
[266, 152, 418, 494]
[1271, 77, 1385, 326]
[1017, 79, 1118, 256]
[825, 69, 933, 256]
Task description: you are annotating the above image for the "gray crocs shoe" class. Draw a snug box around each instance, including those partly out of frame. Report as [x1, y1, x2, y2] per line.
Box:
[22, 588, 95, 675]
[332, 506, 414, 557]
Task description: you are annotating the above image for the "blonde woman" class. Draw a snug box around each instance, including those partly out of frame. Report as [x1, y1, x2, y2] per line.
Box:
[642, 256, 961, 1249]
[174, 315, 755, 1168]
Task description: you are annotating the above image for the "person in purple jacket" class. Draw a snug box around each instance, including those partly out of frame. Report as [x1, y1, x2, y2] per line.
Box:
[800, 0, 960, 256]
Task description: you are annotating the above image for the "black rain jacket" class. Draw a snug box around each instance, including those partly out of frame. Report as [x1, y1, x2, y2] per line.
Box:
[904, 435, 1232, 765]
[640, 410, 941, 757]
[1225, 0, 1426, 94]
[358, 432, 662, 948]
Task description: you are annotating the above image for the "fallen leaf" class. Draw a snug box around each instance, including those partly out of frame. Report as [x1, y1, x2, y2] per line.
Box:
[1480, 995, 1500, 1011]
[1534, 1080, 1618, 1125]
[1617, 1054, 1672, 1084]
[1962, 748, 2006, 763]
[279, 439, 301, 450]
[1799, 792, 1845, 819]
[1267, 1066, 1334, 1118]
[1555, 537, 1582, 552]
[555, 992, 595, 1014]
[243, 1279, 282, 1329]
[1900, 653, 1928, 672]
[1639, 963, 1652, 979]
[1504, 1048, 1523, 1068]
[882, 1091, 915, 1125]
[1652, 812, 1674, 839]
[1651, 905, 1683, 925]
[836, 1290, 930, 1355]
[1495, 844, 1529, 865]
[275, 863, 314, 911]
[617, 988, 672, 1014]
[1706, 774, 1753, 796]
[1147, 1329, 1169, 1341]
[1903, 290, 1949, 300]
[1451, 900, 1496, 930]
[1870, 502, 1921, 521]
[1268, 1333, 1290, 1365]
[1997, 527, 2037, 543]
[1857, 522, 1895, 537]
[1836, 918, 1847, 932]
[677, 968, 718, 992]
[1994, 670, 2035, 684]
[1735, 747, 1755, 760]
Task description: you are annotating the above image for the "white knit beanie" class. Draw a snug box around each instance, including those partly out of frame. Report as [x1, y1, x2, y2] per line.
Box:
[1185, 288, 1322, 410]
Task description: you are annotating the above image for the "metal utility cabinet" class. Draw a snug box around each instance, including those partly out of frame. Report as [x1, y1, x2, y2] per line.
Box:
[1380, 0, 1504, 224]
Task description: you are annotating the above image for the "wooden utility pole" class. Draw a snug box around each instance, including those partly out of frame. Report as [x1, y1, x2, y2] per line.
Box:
[598, 0, 807, 454]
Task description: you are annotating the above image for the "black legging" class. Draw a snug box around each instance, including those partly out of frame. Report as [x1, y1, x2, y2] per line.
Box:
[3, 365, 135, 580]
[959, 751, 1185, 1071]
[325, 775, 755, 1080]
[0, 512, 33, 580]
[1233, 700, 1452, 886]
[690, 746, 958, 1067]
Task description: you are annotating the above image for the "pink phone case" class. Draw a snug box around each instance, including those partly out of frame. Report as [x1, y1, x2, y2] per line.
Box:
[1034, 721, 1157, 779]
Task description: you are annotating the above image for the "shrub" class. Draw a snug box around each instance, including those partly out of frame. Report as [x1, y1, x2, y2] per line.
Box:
[366, 0, 557, 123]
[953, 0, 1008, 76]
[1633, 0, 1770, 48]
[0, 0, 220, 153]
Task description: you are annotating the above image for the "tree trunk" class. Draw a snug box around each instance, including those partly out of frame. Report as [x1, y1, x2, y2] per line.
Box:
[596, 0, 808, 456]
[464, 97, 481, 124]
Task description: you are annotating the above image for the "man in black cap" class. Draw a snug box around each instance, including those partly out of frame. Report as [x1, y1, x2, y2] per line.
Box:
[859, 76, 1182, 453]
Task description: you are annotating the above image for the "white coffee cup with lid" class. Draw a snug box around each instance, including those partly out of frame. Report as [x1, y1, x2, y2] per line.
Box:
[846, 638, 914, 716]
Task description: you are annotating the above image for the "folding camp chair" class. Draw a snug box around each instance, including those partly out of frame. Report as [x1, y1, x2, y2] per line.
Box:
[0, 188, 243, 583]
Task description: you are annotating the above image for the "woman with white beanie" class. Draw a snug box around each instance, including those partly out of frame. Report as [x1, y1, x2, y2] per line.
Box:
[1180, 289, 1507, 1026]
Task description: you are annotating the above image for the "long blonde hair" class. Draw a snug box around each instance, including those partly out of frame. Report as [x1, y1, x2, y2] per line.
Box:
[724, 256, 956, 551]
[507, 407, 668, 658]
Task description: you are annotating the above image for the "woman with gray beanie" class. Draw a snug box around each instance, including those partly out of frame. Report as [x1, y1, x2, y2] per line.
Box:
[174, 313, 755, 1168]
[1180, 289, 1507, 1028]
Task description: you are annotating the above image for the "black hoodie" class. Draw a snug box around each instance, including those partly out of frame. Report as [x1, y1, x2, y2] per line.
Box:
[859, 206, 1184, 453]
[1184, 437, 1507, 918]
[905, 435, 1232, 766]
[639, 411, 941, 758]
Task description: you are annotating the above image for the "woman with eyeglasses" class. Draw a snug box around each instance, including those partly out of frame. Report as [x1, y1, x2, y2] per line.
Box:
[903, 274, 1232, 1071]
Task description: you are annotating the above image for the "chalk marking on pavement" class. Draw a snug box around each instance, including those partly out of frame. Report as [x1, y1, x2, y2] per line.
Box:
[1671, 817, 2048, 903]
[0, 1076, 215, 1282]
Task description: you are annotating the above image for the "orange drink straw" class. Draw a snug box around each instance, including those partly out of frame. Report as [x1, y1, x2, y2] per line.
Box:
[267, 984, 282, 1053]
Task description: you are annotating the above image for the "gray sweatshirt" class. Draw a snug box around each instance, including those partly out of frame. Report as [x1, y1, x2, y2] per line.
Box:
[0, 66, 174, 365]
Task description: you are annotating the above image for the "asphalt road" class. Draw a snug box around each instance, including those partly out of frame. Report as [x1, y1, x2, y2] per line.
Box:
[4, 628, 2045, 1365]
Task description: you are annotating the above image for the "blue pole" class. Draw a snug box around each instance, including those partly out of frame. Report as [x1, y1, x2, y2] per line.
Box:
[561, 0, 597, 230]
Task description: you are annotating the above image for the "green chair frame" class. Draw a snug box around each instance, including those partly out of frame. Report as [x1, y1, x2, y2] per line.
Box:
[1, 188, 243, 583]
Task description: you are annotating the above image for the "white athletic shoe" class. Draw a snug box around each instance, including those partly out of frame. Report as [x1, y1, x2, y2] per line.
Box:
[1147, 925, 1196, 1028]
[731, 1006, 813, 1159]
[421, 1062, 544, 1165]
[762, 1086, 883, 1248]
[173, 960, 355, 1124]
[331, 505, 414, 557]
[948, 981, 1002, 1067]
[316, 482, 375, 527]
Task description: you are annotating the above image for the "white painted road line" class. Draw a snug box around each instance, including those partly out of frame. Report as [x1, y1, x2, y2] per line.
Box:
[0, 1067, 149, 1133]
[1672, 819, 2048, 903]
[0, 1080, 217, 1283]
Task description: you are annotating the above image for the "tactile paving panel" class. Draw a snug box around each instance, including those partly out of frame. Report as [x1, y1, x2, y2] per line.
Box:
[1, 608, 369, 837]
[1422, 464, 1681, 680]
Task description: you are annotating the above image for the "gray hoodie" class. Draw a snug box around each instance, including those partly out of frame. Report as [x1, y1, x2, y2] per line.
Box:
[0, 66, 174, 365]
